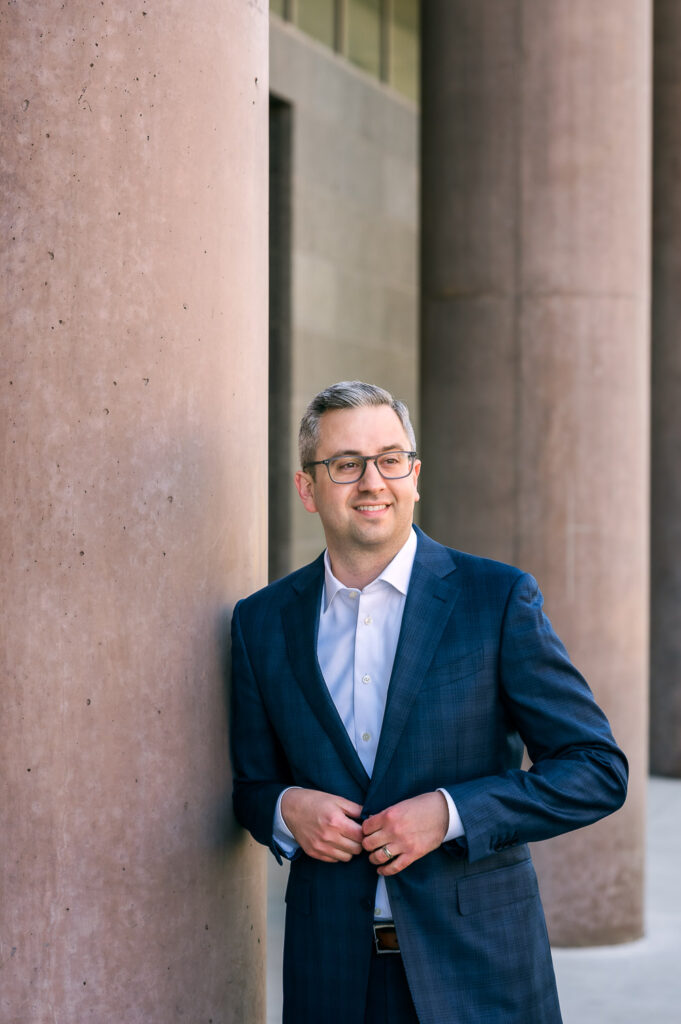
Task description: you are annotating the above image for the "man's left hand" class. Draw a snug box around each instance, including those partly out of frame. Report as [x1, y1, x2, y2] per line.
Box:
[361, 792, 449, 875]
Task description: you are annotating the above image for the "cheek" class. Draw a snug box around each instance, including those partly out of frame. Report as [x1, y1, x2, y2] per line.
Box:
[319, 495, 348, 524]
[398, 480, 419, 505]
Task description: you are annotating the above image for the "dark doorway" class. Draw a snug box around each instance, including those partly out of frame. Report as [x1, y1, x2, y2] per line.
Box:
[269, 96, 293, 583]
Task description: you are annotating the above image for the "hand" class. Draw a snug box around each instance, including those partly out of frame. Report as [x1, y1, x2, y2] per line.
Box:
[361, 792, 449, 876]
[281, 789, 364, 863]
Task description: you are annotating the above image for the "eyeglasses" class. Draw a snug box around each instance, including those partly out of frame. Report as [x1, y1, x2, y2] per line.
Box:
[304, 450, 418, 484]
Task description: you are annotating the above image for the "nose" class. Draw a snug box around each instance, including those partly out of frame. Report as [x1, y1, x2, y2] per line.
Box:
[358, 458, 385, 489]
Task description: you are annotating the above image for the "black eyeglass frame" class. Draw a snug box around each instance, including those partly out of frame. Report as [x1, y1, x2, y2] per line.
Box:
[303, 450, 418, 484]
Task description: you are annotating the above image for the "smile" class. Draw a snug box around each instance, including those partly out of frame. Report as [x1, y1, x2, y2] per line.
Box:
[355, 504, 389, 512]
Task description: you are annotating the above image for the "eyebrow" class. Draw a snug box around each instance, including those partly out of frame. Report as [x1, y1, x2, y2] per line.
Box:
[327, 444, 406, 458]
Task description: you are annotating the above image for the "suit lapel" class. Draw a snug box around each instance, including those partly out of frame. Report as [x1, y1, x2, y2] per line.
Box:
[281, 558, 370, 792]
[366, 531, 461, 803]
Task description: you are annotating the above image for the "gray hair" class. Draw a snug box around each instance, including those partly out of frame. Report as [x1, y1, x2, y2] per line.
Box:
[299, 381, 417, 470]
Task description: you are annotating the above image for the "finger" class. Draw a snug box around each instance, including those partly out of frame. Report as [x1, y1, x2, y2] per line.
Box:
[335, 838, 363, 857]
[339, 818, 364, 844]
[338, 798, 364, 819]
[327, 816, 364, 846]
[305, 837, 362, 862]
[368, 847, 397, 866]
[377, 853, 408, 876]
[361, 830, 388, 854]
[318, 825, 363, 857]
[324, 849, 354, 863]
[361, 812, 386, 836]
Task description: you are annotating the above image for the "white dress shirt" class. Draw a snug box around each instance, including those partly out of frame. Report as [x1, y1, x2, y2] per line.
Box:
[273, 527, 464, 919]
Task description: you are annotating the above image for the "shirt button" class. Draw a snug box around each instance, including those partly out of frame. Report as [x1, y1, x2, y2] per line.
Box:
[362, 674, 371, 684]
[374, 907, 382, 917]
[348, 590, 358, 600]
[364, 616, 372, 625]
[362, 732, 371, 743]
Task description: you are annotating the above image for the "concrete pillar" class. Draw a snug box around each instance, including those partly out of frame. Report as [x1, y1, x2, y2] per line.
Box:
[651, 0, 681, 778]
[421, 0, 650, 945]
[1, 2, 268, 1021]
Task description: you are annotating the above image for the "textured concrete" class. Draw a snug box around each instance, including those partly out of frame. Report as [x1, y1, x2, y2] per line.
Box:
[421, 0, 651, 944]
[650, 0, 681, 778]
[1, 2, 268, 1021]
[270, 17, 419, 573]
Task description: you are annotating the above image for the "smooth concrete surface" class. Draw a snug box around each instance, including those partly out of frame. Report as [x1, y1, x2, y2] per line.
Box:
[421, 0, 650, 944]
[270, 17, 420, 574]
[1, 2, 268, 1021]
[650, 0, 681, 778]
[266, 778, 681, 1023]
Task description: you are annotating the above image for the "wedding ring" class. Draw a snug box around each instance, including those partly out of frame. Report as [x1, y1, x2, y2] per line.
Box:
[382, 845, 393, 861]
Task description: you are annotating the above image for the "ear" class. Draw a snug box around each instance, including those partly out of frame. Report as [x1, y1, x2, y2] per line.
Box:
[412, 459, 421, 503]
[294, 470, 318, 514]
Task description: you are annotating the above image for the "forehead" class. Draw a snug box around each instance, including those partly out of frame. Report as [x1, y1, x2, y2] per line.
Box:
[316, 405, 409, 455]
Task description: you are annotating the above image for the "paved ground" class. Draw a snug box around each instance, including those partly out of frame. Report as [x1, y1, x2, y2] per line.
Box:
[266, 776, 681, 1023]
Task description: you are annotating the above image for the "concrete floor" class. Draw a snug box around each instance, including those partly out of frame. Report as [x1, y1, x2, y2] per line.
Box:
[266, 776, 681, 1023]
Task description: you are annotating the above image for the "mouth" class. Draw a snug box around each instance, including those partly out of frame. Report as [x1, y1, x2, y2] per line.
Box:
[355, 504, 390, 512]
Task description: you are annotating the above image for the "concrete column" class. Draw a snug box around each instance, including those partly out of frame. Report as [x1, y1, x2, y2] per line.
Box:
[651, 0, 681, 778]
[1, 3, 268, 1021]
[421, 0, 650, 945]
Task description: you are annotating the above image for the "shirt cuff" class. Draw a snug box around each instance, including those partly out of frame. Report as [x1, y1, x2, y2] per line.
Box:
[438, 788, 465, 842]
[273, 787, 301, 858]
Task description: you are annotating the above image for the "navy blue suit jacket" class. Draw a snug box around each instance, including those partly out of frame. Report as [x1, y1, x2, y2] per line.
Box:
[230, 527, 627, 1024]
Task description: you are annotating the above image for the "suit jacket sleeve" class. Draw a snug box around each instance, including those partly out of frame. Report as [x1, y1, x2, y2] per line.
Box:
[444, 572, 628, 863]
[230, 598, 292, 858]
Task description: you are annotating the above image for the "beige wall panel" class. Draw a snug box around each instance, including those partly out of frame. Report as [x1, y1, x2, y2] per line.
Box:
[270, 21, 419, 574]
[1, 1, 268, 1021]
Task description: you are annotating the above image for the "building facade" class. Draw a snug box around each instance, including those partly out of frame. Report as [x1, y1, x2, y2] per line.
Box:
[2, 1, 678, 1020]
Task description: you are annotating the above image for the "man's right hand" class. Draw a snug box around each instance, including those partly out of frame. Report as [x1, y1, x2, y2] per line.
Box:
[280, 789, 364, 863]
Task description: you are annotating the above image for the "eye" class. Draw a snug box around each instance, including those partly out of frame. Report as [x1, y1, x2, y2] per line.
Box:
[378, 452, 404, 467]
[335, 458, 360, 472]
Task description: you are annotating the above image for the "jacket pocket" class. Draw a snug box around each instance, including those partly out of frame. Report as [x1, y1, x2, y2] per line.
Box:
[457, 858, 539, 916]
[421, 646, 484, 689]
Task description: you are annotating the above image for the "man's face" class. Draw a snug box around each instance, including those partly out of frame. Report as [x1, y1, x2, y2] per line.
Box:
[294, 404, 421, 564]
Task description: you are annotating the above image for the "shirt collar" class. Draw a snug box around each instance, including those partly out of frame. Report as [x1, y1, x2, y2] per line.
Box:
[322, 527, 417, 611]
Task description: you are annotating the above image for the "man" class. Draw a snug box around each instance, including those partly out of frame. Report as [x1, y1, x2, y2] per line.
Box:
[230, 381, 627, 1024]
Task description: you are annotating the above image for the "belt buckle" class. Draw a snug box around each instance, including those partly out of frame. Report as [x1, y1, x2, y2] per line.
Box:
[373, 922, 400, 955]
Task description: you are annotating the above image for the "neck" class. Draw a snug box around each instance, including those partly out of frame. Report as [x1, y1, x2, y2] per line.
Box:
[326, 535, 409, 590]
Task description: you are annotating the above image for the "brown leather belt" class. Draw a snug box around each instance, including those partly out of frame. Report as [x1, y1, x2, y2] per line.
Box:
[373, 923, 400, 954]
